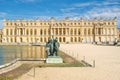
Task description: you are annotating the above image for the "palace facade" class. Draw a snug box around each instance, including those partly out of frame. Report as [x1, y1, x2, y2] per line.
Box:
[117, 28, 120, 41]
[1, 17, 118, 44]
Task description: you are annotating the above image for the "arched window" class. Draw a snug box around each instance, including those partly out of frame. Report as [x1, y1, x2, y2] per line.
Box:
[48, 29, 50, 34]
[92, 29, 94, 35]
[15, 37, 16, 42]
[71, 29, 73, 35]
[59, 37, 62, 42]
[10, 29, 12, 35]
[78, 29, 80, 35]
[20, 38, 22, 42]
[74, 29, 76, 35]
[20, 28, 23, 35]
[44, 29, 46, 35]
[11, 38, 13, 42]
[88, 29, 90, 35]
[40, 29, 42, 35]
[26, 29, 29, 35]
[84, 29, 86, 35]
[41, 38, 43, 42]
[44, 37, 46, 42]
[112, 22, 114, 25]
[56, 29, 58, 35]
[78, 37, 81, 42]
[6, 23, 8, 26]
[63, 28, 65, 35]
[98, 28, 101, 35]
[34, 29, 37, 35]
[6, 29, 8, 35]
[71, 37, 73, 42]
[75, 37, 77, 42]
[30, 29, 32, 35]
[59, 28, 62, 35]
[63, 37, 66, 42]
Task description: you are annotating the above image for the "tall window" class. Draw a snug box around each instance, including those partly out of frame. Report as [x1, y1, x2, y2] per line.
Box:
[6, 29, 9, 35]
[26, 29, 29, 35]
[34, 29, 37, 35]
[71, 29, 73, 35]
[88, 29, 90, 35]
[74, 29, 76, 35]
[10, 29, 12, 35]
[63, 29, 65, 35]
[78, 29, 80, 35]
[6, 23, 8, 26]
[59, 37, 62, 42]
[44, 38, 46, 42]
[30, 29, 32, 35]
[84, 29, 86, 35]
[63, 37, 66, 42]
[44, 29, 46, 35]
[71, 37, 73, 42]
[40, 29, 42, 35]
[75, 37, 77, 42]
[48, 29, 50, 34]
[98, 28, 101, 35]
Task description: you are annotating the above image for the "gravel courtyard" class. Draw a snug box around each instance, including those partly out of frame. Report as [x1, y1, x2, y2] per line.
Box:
[18, 44, 120, 80]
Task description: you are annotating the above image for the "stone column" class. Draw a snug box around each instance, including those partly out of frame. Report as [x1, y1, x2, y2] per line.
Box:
[101, 28, 103, 35]
[18, 28, 20, 35]
[23, 28, 24, 35]
[109, 29, 111, 35]
[97, 28, 98, 35]
[46, 29, 48, 36]
[65, 28, 67, 35]
[86, 28, 88, 36]
[61, 28, 63, 35]
[17, 29, 18, 35]
[24, 28, 26, 36]
[105, 28, 107, 35]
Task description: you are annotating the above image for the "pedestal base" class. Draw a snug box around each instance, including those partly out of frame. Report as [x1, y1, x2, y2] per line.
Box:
[46, 56, 63, 63]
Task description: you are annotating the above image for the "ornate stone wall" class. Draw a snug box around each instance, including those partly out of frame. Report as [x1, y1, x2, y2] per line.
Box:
[1, 17, 118, 44]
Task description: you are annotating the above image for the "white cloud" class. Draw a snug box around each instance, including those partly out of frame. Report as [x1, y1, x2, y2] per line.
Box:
[0, 12, 7, 17]
[73, 2, 93, 7]
[103, 1, 120, 5]
[60, 8, 76, 13]
[73, 1, 120, 7]
[62, 12, 80, 18]
[82, 6, 120, 27]
[84, 7, 120, 18]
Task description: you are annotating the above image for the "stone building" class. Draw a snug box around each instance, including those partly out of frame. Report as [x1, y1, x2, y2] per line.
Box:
[0, 29, 2, 43]
[117, 28, 120, 41]
[1, 17, 118, 44]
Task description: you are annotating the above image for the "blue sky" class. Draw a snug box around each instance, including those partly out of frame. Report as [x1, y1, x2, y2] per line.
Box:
[0, 0, 120, 28]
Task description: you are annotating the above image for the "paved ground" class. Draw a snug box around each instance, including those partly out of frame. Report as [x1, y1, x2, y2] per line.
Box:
[17, 44, 120, 80]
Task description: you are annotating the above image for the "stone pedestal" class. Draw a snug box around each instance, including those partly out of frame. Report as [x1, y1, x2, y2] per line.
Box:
[46, 56, 63, 63]
[117, 42, 120, 46]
